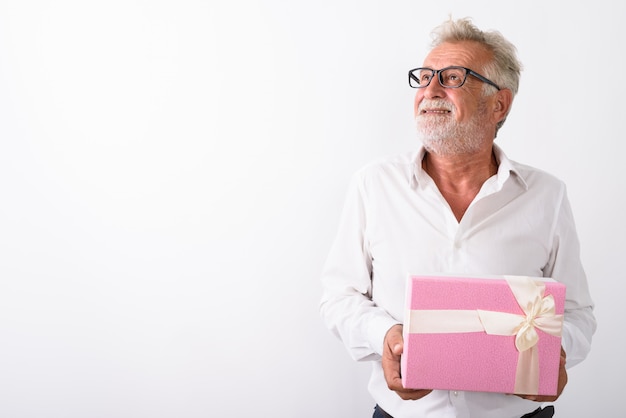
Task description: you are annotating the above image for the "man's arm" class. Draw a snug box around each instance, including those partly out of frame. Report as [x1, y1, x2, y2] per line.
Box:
[544, 186, 596, 368]
[320, 171, 400, 360]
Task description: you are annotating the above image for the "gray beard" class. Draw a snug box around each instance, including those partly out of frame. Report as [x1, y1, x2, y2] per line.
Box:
[415, 100, 488, 156]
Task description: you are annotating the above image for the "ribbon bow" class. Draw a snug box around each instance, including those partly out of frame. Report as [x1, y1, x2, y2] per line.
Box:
[477, 276, 564, 393]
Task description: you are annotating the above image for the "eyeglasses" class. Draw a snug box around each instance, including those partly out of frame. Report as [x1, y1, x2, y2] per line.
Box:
[408, 66, 501, 91]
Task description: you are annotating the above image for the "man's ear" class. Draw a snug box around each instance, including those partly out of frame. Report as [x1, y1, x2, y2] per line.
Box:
[493, 88, 513, 122]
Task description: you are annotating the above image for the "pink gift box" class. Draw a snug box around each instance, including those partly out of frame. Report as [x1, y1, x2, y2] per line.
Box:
[401, 275, 566, 395]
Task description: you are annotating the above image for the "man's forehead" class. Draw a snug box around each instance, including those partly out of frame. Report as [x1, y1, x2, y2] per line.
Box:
[423, 41, 490, 68]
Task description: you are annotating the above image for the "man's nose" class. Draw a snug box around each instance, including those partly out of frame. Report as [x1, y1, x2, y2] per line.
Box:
[422, 77, 446, 99]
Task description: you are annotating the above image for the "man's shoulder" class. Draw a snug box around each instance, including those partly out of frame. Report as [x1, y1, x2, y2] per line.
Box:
[508, 159, 566, 191]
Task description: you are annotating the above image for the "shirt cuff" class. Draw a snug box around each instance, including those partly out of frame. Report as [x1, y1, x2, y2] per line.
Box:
[366, 313, 402, 358]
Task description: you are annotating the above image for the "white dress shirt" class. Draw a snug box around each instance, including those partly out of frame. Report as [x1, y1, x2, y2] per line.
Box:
[320, 145, 596, 418]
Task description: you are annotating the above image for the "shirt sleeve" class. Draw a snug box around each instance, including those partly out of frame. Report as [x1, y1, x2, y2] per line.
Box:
[319, 171, 401, 361]
[544, 185, 597, 368]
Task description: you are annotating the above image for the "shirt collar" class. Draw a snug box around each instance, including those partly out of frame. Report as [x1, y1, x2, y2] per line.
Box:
[411, 144, 528, 191]
[493, 144, 528, 190]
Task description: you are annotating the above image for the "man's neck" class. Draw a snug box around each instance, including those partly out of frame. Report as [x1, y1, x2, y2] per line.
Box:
[422, 146, 498, 221]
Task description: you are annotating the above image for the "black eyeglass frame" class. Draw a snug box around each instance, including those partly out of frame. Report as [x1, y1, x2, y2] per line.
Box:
[408, 66, 501, 91]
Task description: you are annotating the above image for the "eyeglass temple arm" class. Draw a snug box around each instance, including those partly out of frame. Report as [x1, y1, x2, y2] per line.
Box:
[468, 70, 501, 90]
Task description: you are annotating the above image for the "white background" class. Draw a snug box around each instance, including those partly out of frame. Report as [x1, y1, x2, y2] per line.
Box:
[0, 1, 622, 417]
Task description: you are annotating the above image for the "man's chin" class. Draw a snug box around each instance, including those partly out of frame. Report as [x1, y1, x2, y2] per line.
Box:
[421, 138, 483, 157]
[420, 137, 452, 155]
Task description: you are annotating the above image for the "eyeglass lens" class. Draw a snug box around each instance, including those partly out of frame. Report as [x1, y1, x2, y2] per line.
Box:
[411, 68, 467, 88]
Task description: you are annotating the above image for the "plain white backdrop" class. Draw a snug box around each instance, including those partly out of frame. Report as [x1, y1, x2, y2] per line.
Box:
[0, 1, 622, 417]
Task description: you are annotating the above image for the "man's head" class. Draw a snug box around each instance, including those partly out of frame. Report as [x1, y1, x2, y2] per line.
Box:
[411, 18, 522, 156]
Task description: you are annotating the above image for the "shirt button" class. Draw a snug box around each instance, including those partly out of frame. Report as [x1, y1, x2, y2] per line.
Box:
[453, 391, 458, 396]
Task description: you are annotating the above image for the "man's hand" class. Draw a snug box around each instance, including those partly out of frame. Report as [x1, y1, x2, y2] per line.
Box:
[516, 347, 568, 402]
[381, 324, 432, 400]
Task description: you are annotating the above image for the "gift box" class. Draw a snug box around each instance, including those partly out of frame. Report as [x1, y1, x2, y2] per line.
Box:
[401, 275, 565, 395]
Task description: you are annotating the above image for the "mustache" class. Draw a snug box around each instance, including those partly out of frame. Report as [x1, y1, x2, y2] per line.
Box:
[417, 99, 455, 113]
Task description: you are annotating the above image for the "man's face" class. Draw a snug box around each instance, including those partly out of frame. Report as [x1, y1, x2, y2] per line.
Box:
[414, 41, 497, 155]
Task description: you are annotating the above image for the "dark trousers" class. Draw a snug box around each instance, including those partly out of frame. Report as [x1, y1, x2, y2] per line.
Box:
[373, 404, 555, 417]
